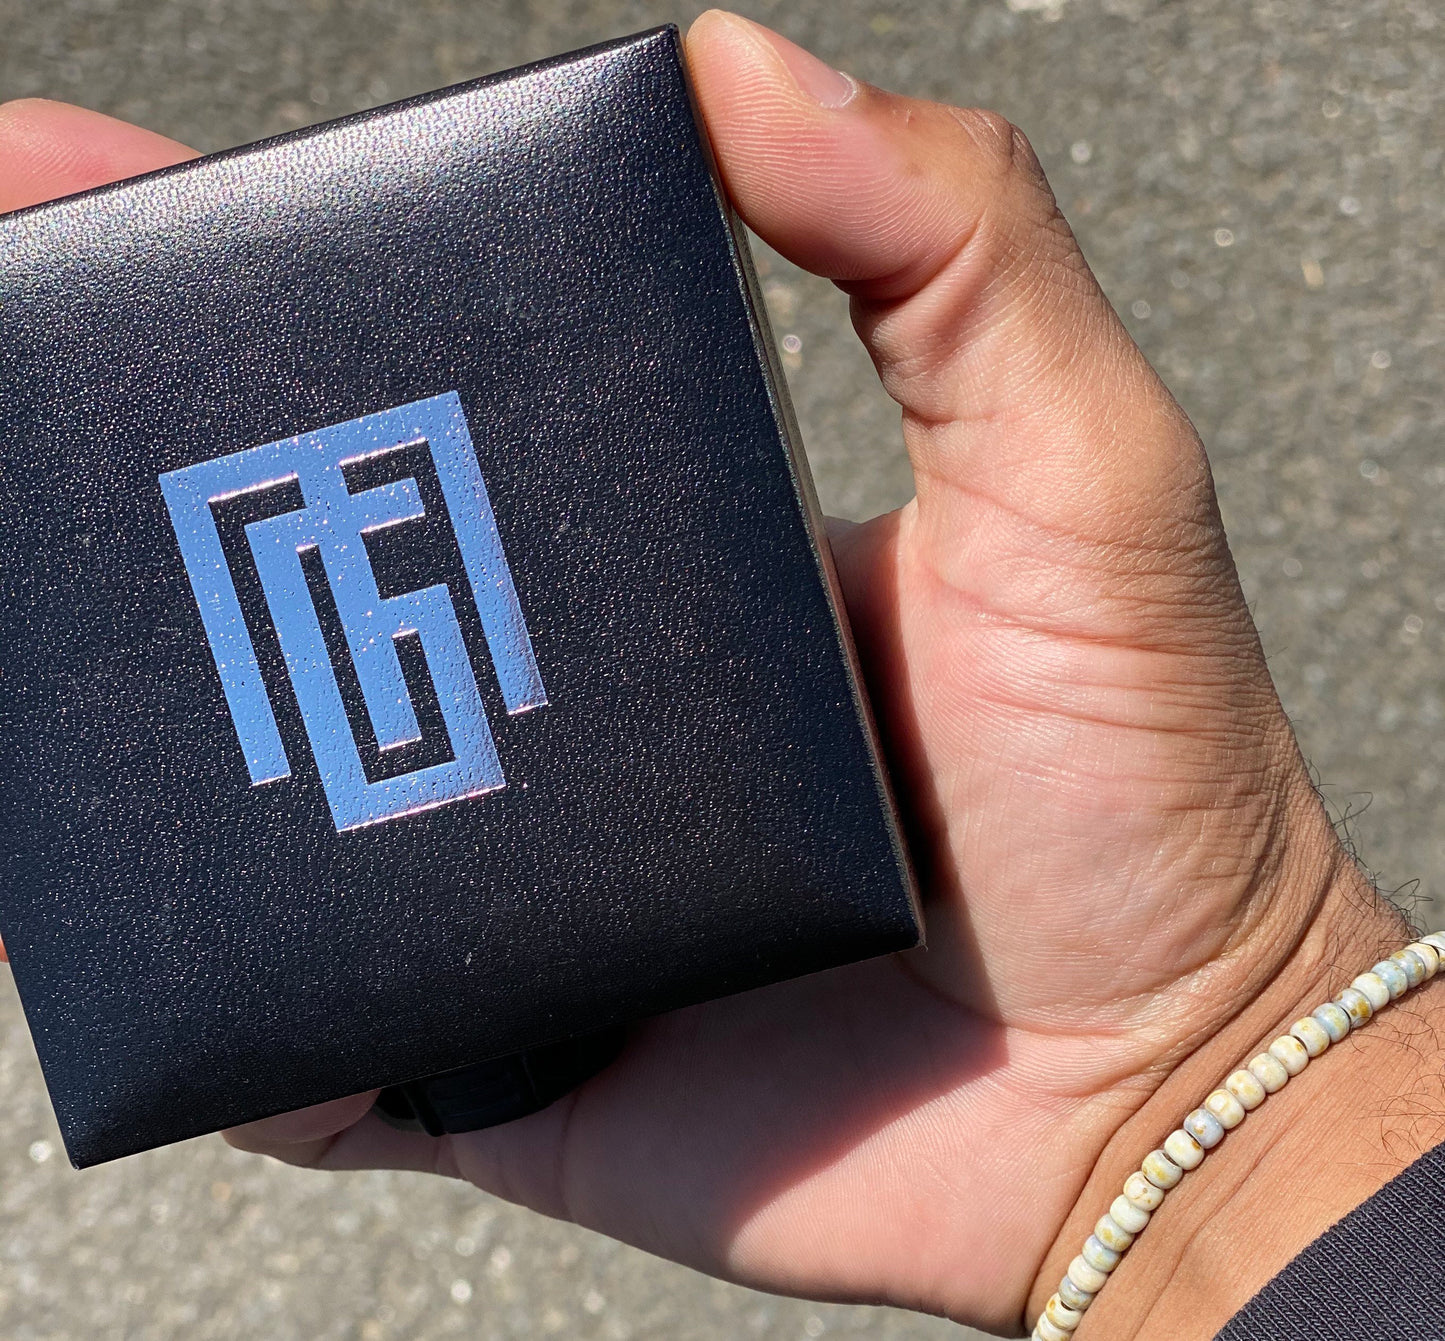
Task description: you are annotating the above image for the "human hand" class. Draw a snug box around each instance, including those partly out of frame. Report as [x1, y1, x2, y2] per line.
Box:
[2, 13, 1421, 1338]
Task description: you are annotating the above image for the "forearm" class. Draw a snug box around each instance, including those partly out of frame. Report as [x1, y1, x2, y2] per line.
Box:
[1028, 856, 1431, 1340]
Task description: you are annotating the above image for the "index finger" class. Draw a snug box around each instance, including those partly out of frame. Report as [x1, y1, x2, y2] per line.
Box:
[0, 98, 196, 214]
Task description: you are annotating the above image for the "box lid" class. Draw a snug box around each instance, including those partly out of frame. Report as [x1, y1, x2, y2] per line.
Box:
[0, 26, 919, 1167]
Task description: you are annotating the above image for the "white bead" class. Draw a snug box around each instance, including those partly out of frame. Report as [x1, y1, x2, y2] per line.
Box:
[1142, 1149, 1184, 1189]
[1183, 1107, 1225, 1149]
[1407, 941, 1440, 978]
[1085, 1228, 1126, 1264]
[1393, 948, 1428, 987]
[1068, 1254, 1108, 1294]
[1225, 1068, 1267, 1110]
[1110, 1194, 1151, 1234]
[1421, 932, 1445, 961]
[1313, 1002, 1351, 1041]
[1086, 1231, 1115, 1271]
[1163, 1128, 1205, 1170]
[1205, 1088, 1246, 1129]
[1289, 1016, 1330, 1057]
[1336, 986, 1374, 1028]
[1352, 972, 1391, 1010]
[1057, 1276, 1094, 1311]
[1247, 1052, 1289, 1093]
[1371, 959, 1409, 999]
[1036, 1317, 1071, 1341]
[1123, 1171, 1166, 1211]
[1268, 1035, 1310, 1076]
[1045, 1294, 1084, 1332]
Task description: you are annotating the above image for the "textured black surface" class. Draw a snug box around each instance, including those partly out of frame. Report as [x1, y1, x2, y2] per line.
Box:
[1215, 1138, 1445, 1339]
[0, 26, 918, 1168]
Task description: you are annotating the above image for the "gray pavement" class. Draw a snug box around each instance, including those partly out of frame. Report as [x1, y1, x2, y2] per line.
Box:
[2, 0, 1444, 1337]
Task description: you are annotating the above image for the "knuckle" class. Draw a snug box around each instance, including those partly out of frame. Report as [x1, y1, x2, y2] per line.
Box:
[947, 107, 1013, 162]
[946, 106, 1091, 290]
[948, 108, 1048, 196]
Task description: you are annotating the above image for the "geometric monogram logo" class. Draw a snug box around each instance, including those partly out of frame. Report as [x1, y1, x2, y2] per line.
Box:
[159, 391, 547, 832]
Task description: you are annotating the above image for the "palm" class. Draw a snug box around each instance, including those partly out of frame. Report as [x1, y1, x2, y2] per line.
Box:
[451, 956, 1000, 1315]
[424, 464, 1301, 1330]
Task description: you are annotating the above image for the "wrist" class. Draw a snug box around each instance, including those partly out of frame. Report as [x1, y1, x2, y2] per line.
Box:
[1028, 832, 1430, 1339]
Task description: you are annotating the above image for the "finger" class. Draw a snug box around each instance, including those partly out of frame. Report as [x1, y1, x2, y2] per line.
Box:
[0, 99, 196, 214]
[225, 1101, 459, 1177]
[223, 1089, 380, 1165]
[686, 14, 1240, 637]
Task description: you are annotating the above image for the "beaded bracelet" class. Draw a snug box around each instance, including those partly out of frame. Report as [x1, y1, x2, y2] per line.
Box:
[1030, 933, 1445, 1341]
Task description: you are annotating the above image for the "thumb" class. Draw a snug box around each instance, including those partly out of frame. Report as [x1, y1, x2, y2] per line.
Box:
[686, 13, 1240, 645]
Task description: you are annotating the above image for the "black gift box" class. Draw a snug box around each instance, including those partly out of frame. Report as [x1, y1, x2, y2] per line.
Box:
[0, 26, 919, 1167]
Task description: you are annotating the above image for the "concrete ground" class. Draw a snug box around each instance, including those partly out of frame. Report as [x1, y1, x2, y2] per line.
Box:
[2, 0, 1444, 1337]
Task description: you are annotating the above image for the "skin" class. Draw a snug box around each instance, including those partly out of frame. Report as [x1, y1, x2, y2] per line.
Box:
[2, 12, 1438, 1338]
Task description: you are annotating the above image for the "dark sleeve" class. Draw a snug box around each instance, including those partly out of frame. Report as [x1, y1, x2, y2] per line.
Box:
[1215, 1139, 1445, 1338]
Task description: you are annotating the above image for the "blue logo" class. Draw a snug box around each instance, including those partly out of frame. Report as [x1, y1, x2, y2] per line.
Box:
[160, 392, 547, 831]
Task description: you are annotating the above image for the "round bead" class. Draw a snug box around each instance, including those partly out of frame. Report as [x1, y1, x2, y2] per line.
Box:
[1123, 1171, 1166, 1211]
[1086, 1226, 1127, 1263]
[1352, 971, 1391, 1010]
[1205, 1088, 1246, 1129]
[1110, 1194, 1151, 1234]
[1057, 1276, 1094, 1312]
[1183, 1107, 1225, 1149]
[1036, 1317, 1072, 1341]
[1045, 1294, 1084, 1332]
[1421, 932, 1445, 961]
[1068, 1254, 1109, 1295]
[1268, 1034, 1310, 1076]
[1289, 1016, 1330, 1057]
[1313, 1001, 1351, 1041]
[1336, 986, 1374, 1028]
[1142, 1149, 1184, 1189]
[1164, 1128, 1205, 1170]
[1247, 1052, 1289, 1093]
[1407, 941, 1440, 978]
[1371, 959, 1409, 999]
[1392, 948, 1428, 987]
[1225, 1068, 1267, 1110]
